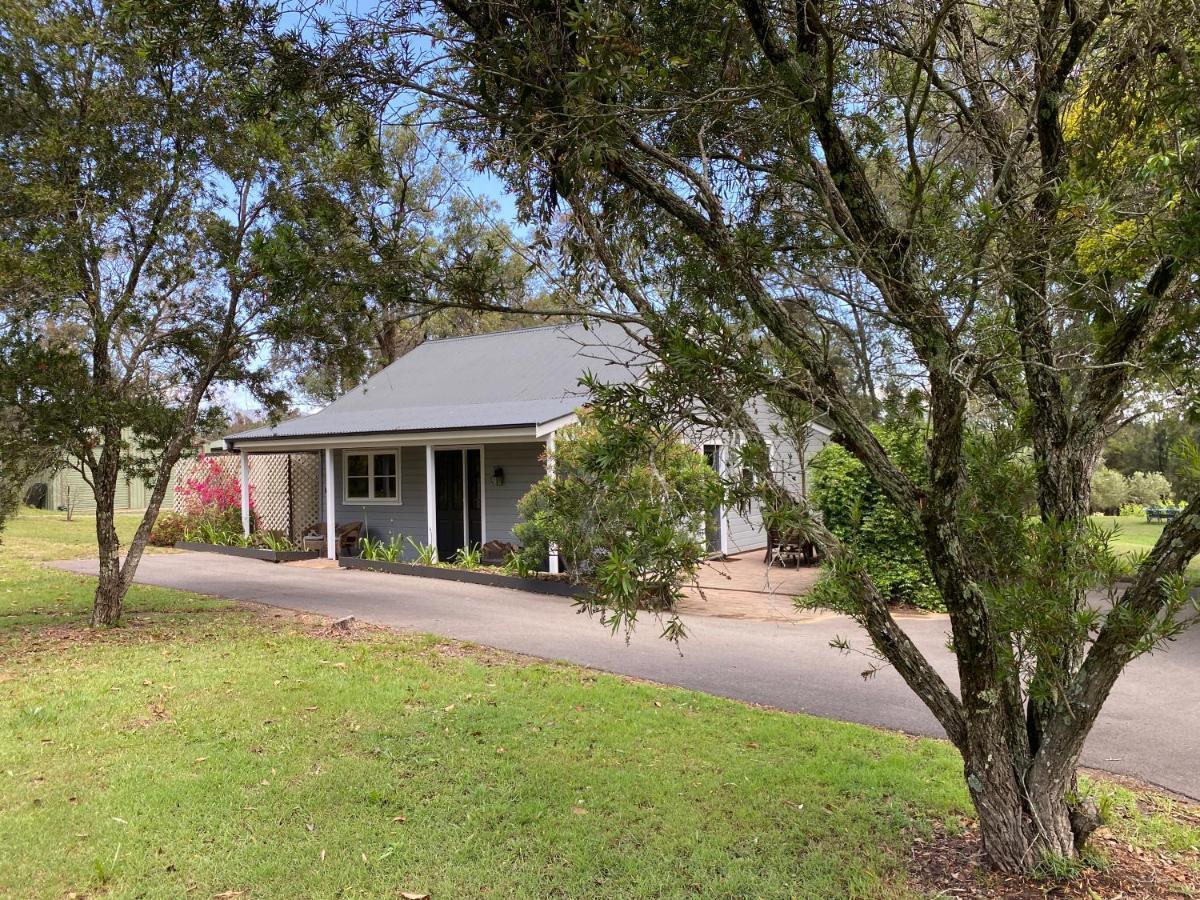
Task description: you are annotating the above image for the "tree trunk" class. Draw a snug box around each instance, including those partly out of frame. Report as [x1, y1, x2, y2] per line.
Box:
[966, 745, 1094, 873]
[90, 444, 123, 628]
[90, 562, 124, 627]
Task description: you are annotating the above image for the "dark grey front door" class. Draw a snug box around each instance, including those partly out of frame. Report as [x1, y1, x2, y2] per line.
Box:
[434, 449, 483, 560]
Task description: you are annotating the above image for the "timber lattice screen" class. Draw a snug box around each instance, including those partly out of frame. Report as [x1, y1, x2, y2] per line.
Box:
[170, 452, 321, 541]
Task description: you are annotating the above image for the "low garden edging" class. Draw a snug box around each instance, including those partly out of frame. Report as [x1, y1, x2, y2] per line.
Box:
[338, 555, 586, 598]
[174, 541, 320, 563]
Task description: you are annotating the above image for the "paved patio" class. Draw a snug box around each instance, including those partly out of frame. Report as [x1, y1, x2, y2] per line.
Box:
[678, 550, 826, 621]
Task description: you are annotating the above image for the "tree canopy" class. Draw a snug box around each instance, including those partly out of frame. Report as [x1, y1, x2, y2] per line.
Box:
[319, 0, 1200, 872]
[259, 118, 555, 404]
[0, 0, 338, 622]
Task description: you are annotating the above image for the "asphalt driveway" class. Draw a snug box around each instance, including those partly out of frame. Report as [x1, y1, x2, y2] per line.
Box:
[54, 552, 1200, 799]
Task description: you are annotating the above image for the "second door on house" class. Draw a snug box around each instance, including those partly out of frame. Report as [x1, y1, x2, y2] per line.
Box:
[434, 448, 482, 560]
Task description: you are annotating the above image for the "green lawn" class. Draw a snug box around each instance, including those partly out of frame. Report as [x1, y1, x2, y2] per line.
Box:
[1, 512, 1197, 898]
[1093, 514, 1200, 581]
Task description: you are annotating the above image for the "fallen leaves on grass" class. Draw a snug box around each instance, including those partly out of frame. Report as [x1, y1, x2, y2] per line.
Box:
[908, 818, 1200, 898]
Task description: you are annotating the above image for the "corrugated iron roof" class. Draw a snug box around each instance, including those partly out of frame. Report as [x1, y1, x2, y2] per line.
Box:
[227, 321, 643, 444]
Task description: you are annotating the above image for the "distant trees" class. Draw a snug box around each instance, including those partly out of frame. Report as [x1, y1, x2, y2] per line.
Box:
[259, 120, 554, 404]
[1105, 415, 1200, 498]
[1127, 471, 1174, 508]
[0, 0, 349, 623]
[1090, 467, 1176, 514]
[1090, 467, 1131, 514]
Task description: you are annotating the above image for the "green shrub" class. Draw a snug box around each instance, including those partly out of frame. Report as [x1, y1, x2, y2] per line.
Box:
[1119, 502, 1147, 518]
[256, 531, 296, 552]
[405, 537, 439, 566]
[360, 534, 402, 562]
[514, 410, 722, 637]
[1090, 466, 1129, 514]
[453, 544, 482, 568]
[809, 427, 944, 611]
[149, 511, 189, 546]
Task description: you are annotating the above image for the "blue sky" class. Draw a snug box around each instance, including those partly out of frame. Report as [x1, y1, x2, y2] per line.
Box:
[214, 4, 525, 422]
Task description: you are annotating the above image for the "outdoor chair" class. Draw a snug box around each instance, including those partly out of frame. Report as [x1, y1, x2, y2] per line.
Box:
[765, 528, 818, 568]
[301, 521, 364, 557]
[481, 539, 518, 566]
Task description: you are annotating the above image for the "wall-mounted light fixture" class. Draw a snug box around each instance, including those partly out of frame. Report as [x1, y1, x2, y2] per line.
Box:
[491, 466, 505, 487]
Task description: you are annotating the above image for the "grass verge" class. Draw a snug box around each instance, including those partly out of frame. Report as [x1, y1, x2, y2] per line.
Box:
[1093, 514, 1200, 582]
[1, 511, 1197, 898]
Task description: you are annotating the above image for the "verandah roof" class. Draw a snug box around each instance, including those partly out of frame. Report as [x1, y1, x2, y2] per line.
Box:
[225, 321, 644, 449]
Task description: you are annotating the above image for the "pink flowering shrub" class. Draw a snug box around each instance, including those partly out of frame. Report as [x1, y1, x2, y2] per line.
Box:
[177, 454, 248, 514]
[171, 453, 256, 536]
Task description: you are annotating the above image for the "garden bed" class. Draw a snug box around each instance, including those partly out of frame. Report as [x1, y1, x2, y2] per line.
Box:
[338, 555, 586, 598]
[174, 541, 320, 563]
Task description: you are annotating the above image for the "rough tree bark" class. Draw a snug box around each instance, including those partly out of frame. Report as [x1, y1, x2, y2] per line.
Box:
[392, 0, 1200, 874]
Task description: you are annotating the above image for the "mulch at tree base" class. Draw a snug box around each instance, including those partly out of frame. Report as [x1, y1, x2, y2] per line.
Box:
[907, 819, 1200, 898]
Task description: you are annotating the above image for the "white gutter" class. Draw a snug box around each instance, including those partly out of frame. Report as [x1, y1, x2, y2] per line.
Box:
[534, 411, 581, 438]
[224, 425, 540, 453]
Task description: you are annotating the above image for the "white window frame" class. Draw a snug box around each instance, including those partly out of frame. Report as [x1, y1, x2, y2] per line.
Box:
[700, 441, 729, 556]
[342, 448, 402, 505]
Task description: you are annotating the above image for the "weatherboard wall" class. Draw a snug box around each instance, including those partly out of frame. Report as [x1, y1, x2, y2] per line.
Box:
[326, 441, 547, 559]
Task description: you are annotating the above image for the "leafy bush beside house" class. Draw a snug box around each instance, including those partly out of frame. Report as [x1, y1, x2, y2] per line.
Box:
[809, 426, 945, 612]
[162, 453, 256, 540]
[513, 411, 722, 638]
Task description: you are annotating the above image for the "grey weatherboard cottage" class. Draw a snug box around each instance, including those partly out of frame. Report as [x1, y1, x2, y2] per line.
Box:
[224, 323, 830, 570]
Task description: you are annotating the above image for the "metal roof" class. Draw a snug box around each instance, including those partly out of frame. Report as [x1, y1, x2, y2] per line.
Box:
[226, 321, 644, 445]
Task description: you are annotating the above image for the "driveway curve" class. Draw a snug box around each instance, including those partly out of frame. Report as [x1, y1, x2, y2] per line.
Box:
[54, 552, 1200, 799]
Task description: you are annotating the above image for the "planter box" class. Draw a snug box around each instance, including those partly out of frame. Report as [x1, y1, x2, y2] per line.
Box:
[338, 555, 586, 598]
[174, 541, 319, 564]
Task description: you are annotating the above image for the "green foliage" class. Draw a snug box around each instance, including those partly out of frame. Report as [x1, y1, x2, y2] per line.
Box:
[514, 411, 722, 639]
[502, 550, 538, 579]
[360, 534, 403, 562]
[1091, 466, 1131, 514]
[0, 0, 354, 620]
[259, 120, 554, 405]
[180, 507, 247, 543]
[256, 532, 297, 553]
[809, 427, 944, 612]
[987, 518, 1132, 708]
[405, 537, 439, 566]
[453, 544, 483, 569]
[1126, 471, 1173, 507]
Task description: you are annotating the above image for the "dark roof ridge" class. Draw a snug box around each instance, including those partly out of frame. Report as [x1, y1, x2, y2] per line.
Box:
[418, 320, 607, 346]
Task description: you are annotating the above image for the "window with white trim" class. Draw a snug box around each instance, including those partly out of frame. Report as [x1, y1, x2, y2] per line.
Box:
[343, 450, 400, 503]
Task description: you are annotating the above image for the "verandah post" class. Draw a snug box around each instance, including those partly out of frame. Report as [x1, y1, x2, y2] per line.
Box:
[324, 448, 336, 560]
[239, 450, 251, 537]
[425, 444, 437, 562]
[546, 432, 560, 574]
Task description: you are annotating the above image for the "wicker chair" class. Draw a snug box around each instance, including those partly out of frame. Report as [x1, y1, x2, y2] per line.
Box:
[301, 521, 364, 557]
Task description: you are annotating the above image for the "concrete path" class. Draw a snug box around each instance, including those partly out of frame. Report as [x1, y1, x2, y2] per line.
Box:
[678, 550, 824, 622]
[53, 552, 1200, 799]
